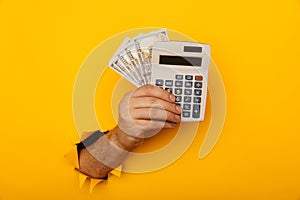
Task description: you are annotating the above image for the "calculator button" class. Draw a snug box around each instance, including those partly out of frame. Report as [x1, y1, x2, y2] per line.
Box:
[185, 75, 193, 80]
[155, 79, 163, 86]
[175, 96, 182, 102]
[194, 89, 202, 96]
[183, 104, 191, 110]
[176, 103, 181, 107]
[195, 76, 203, 81]
[165, 88, 173, 93]
[182, 111, 190, 118]
[192, 104, 201, 118]
[165, 80, 173, 87]
[194, 82, 203, 88]
[193, 97, 201, 103]
[184, 96, 191, 103]
[185, 81, 193, 88]
[175, 81, 183, 87]
[174, 88, 182, 95]
[175, 75, 183, 80]
[184, 89, 192, 95]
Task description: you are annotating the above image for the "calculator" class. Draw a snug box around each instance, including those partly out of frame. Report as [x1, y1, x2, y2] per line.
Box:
[151, 41, 210, 122]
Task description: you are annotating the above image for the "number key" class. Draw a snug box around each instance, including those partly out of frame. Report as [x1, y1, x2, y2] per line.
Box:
[174, 88, 182, 95]
[165, 88, 173, 93]
[175, 81, 183, 87]
[175, 96, 182, 102]
[183, 104, 191, 110]
[183, 111, 190, 118]
[184, 96, 191, 103]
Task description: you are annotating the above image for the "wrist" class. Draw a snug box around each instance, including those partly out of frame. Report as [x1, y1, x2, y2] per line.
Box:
[111, 126, 143, 151]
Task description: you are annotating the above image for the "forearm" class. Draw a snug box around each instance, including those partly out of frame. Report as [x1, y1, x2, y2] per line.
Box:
[78, 126, 143, 179]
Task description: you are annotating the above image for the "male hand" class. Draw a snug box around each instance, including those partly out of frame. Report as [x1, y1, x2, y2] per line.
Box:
[118, 85, 182, 142]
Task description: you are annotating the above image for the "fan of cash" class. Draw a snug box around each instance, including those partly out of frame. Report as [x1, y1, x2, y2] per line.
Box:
[108, 29, 169, 87]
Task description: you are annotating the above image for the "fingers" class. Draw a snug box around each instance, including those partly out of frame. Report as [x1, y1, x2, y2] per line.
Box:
[133, 85, 176, 103]
[118, 85, 180, 138]
[130, 96, 182, 115]
[131, 107, 181, 123]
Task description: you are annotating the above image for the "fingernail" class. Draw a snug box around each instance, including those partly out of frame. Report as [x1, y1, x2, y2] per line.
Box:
[169, 94, 175, 102]
[176, 105, 182, 113]
[171, 123, 177, 127]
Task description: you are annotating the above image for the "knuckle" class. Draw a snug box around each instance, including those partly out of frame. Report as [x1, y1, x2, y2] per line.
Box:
[129, 108, 136, 117]
[149, 108, 159, 118]
[142, 85, 154, 95]
[148, 108, 155, 116]
[137, 120, 148, 126]
[149, 97, 158, 105]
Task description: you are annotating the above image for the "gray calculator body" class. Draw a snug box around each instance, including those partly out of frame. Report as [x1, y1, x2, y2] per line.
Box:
[151, 41, 210, 122]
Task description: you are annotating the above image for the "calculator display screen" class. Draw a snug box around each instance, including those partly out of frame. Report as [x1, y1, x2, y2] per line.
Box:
[159, 55, 202, 67]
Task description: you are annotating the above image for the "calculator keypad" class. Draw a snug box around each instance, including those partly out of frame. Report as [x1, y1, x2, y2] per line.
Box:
[155, 74, 204, 120]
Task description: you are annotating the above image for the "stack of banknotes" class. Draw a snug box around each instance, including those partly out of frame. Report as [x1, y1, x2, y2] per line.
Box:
[108, 29, 169, 87]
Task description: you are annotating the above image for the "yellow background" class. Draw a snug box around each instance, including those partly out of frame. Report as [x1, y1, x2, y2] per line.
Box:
[1, 0, 300, 199]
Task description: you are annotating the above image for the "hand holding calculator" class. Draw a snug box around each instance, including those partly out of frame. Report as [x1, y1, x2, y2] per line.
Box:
[108, 29, 210, 122]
